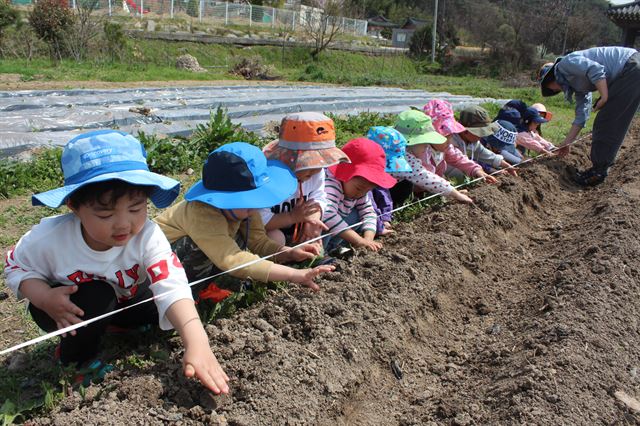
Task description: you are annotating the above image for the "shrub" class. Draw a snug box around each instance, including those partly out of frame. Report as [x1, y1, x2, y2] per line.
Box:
[190, 107, 266, 159]
[186, 0, 198, 18]
[28, 0, 74, 60]
[0, 0, 18, 42]
[408, 24, 432, 59]
[102, 21, 127, 62]
[230, 56, 277, 80]
[0, 148, 63, 198]
[138, 131, 192, 175]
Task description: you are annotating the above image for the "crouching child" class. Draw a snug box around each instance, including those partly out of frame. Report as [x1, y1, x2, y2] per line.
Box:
[4, 130, 230, 393]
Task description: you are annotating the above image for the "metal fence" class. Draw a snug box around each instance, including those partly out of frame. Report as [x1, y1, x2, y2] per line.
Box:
[12, 0, 369, 36]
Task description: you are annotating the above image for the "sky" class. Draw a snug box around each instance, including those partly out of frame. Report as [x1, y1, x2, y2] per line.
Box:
[609, 0, 636, 4]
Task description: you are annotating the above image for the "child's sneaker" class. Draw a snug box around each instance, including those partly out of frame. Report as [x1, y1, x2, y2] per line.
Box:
[574, 168, 606, 187]
[74, 360, 114, 387]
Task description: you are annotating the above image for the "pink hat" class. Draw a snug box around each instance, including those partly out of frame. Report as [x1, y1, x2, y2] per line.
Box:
[423, 99, 466, 136]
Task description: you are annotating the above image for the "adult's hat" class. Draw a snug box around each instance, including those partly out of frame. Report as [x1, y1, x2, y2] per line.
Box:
[394, 110, 447, 146]
[185, 142, 297, 209]
[328, 138, 397, 189]
[459, 105, 501, 137]
[263, 112, 349, 172]
[32, 130, 180, 209]
[538, 58, 562, 97]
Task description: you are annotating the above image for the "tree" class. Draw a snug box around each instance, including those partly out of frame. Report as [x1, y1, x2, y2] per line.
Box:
[303, 0, 343, 60]
[28, 0, 74, 61]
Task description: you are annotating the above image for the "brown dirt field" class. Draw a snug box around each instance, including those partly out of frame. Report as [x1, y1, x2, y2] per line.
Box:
[5, 121, 640, 425]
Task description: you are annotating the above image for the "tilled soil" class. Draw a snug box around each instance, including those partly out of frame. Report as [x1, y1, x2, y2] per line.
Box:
[26, 122, 640, 425]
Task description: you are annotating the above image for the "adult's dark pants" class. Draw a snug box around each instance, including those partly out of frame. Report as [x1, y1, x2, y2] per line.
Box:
[29, 280, 158, 365]
[591, 52, 640, 175]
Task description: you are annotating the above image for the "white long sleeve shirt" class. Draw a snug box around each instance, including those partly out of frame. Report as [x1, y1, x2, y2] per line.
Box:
[4, 214, 193, 330]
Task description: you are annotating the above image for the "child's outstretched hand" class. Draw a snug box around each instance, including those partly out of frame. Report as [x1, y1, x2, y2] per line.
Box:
[183, 344, 230, 395]
[356, 238, 383, 251]
[282, 243, 321, 263]
[475, 170, 498, 184]
[451, 189, 474, 205]
[291, 265, 336, 291]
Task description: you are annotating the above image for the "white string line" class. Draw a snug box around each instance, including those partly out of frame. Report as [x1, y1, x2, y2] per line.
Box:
[0, 134, 591, 356]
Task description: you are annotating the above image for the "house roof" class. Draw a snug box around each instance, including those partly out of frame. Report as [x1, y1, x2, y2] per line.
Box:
[367, 15, 398, 28]
[401, 17, 429, 29]
[608, 1, 640, 24]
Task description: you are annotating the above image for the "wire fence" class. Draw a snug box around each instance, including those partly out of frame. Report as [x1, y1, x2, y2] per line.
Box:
[11, 0, 369, 36]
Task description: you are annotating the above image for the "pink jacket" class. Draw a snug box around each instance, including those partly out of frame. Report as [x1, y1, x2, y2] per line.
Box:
[516, 131, 555, 153]
[420, 144, 482, 178]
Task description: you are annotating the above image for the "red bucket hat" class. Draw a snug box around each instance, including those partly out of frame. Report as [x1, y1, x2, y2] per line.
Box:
[263, 112, 349, 172]
[328, 138, 396, 189]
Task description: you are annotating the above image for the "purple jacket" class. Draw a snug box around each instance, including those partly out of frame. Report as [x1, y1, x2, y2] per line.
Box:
[369, 188, 393, 235]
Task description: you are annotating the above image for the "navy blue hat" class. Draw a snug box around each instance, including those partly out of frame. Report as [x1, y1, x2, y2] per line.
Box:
[32, 130, 180, 208]
[185, 142, 297, 209]
[495, 108, 522, 127]
[484, 120, 517, 148]
[523, 107, 549, 125]
[505, 100, 528, 117]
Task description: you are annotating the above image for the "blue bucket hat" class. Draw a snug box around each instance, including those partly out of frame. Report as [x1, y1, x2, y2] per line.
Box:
[185, 142, 297, 209]
[32, 130, 180, 209]
[366, 126, 412, 173]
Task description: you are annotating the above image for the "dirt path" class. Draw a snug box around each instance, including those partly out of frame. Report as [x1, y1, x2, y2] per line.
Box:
[10, 121, 640, 424]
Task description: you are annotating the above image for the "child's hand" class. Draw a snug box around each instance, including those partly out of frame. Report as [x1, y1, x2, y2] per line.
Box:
[39, 285, 84, 337]
[291, 199, 322, 223]
[355, 237, 383, 251]
[475, 170, 498, 184]
[291, 265, 336, 291]
[503, 168, 518, 177]
[183, 341, 230, 395]
[450, 189, 474, 205]
[283, 244, 321, 262]
[299, 219, 328, 243]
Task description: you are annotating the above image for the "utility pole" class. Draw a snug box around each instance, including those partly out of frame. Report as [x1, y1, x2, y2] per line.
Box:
[431, 0, 439, 63]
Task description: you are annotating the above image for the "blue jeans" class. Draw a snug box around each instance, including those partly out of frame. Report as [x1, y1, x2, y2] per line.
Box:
[323, 209, 362, 253]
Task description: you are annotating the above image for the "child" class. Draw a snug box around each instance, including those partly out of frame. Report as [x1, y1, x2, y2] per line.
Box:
[423, 101, 516, 178]
[261, 112, 349, 246]
[323, 137, 397, 252]
[365, 126, 413, 235]
[4, 130, 230, 394]
[516, 107, 555, 155]
[483, 120, 522, 165]
[155, 142, 334, 293]
[390, 109, 494, 207]
[531, 103, 553, 122]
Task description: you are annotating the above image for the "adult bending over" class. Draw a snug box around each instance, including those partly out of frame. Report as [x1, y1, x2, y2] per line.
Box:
[538, 46, 640, 186]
